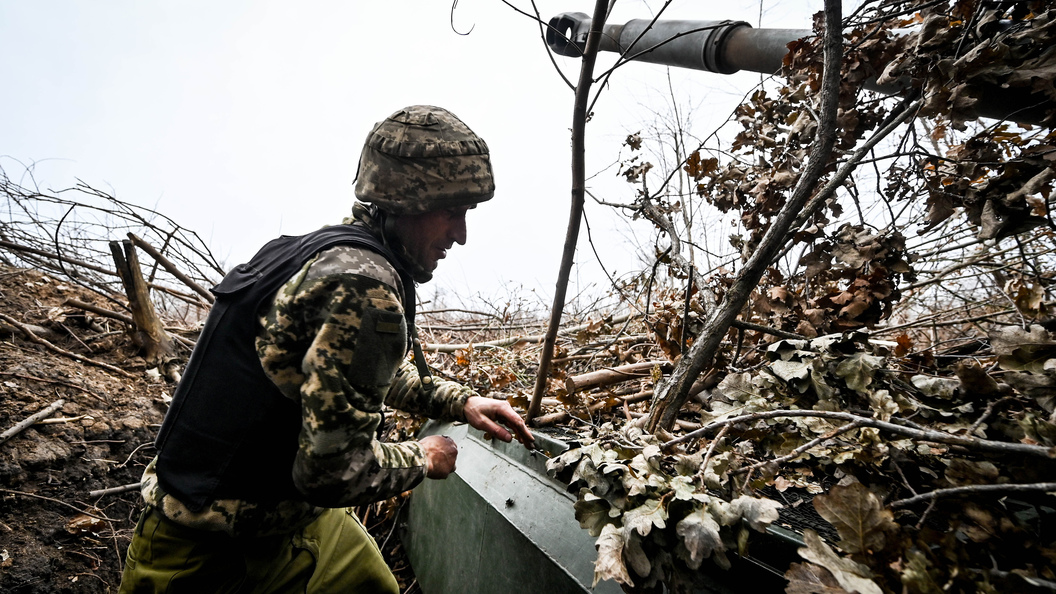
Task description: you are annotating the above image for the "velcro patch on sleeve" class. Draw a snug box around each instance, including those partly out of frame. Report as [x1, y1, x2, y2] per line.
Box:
[374, 320, 403, 334]
[346, 307, 408, 389]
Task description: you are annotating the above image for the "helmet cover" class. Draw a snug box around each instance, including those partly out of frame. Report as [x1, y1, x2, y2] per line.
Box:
[354, 105, 494, 215]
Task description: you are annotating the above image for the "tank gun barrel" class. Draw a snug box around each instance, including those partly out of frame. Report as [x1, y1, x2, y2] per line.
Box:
[547, 12, 1054, 127]
[547, 12, 807, 77]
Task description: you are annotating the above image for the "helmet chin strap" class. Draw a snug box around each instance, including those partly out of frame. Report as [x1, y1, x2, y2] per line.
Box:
[363, 204, 437, 396]
[379, 208, 399, 246]
[374, 209, 433, 284]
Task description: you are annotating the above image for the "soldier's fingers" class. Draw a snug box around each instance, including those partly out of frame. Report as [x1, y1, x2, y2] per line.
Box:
[478, 417, 512, 442]
[512, 424, 535, 446]
[498, 413, 534, 446]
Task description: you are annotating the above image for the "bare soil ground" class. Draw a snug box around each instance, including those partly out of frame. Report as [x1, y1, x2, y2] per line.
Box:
[0, 266, 169, 593]
[0, 266, 415, 593]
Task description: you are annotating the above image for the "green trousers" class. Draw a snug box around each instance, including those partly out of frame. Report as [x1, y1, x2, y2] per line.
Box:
[119, 506, 400, 594]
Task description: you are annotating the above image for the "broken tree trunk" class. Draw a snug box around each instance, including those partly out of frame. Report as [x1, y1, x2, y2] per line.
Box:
[127, 232, 214, 304]
[109, 240, 174, 366]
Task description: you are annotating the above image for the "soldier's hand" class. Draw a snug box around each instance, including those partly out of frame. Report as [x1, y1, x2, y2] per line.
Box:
[420, 435, 458, 479]
[463, 396, 536, 449]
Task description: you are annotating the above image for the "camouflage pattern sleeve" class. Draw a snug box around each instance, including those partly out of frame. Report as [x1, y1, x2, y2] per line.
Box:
[258, 245, 427, 508]
[386, 359, 474, 421]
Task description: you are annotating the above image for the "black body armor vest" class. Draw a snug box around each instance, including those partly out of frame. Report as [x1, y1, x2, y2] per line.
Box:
[154, 224, 413, 511]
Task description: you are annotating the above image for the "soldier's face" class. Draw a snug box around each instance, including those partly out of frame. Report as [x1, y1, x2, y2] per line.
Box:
[391, 206, 471, 272]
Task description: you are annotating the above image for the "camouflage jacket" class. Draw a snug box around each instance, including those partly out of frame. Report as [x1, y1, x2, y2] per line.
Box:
[142, 231, 474, 537]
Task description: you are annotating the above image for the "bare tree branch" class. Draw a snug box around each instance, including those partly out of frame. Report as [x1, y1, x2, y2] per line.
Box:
[646, 0, 846, 431]
[891, 482, 1056, 508]
[528, 0, 611, 422]
[663, 408, 1055, 459]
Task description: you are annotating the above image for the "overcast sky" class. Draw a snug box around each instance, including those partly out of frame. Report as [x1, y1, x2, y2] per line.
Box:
[0, 0, 831, 311]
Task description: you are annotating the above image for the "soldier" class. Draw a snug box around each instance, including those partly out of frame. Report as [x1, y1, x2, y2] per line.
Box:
[119, 105, 535, 593]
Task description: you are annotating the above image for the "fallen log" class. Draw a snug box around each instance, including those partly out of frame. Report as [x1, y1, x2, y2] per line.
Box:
[425, 312, 635, 353]
[564, 360, 672, 395]
[0, 318, 57, 340]
[529, 411, 571, 427]
[64, 298, 134, 326]
[583, 389, 655, 413]
[627, 410, 700, 431]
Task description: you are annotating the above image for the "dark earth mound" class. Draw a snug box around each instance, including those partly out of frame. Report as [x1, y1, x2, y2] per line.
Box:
[0, 266, 416, 593]
[0, 266, 169, 593]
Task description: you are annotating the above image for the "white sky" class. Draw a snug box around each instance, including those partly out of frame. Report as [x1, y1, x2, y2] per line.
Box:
[0, 0, 829, 311]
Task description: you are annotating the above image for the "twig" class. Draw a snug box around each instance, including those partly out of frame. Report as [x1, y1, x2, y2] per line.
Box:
[528, 0, 610, 423]
[0, 371, 100, 397]
[874, 306, 1017, 334]
[662, 409, 1055, 459]
[88, 483, 142, 499]
[427, 334, 542, 353]
[732, 320, 805, 341]
[37, 415, 90, 425]
[890, 482, 1056, 508]
[111, 521, 124, 575]
[0, 399, 65, 445]
[0, 238, 116, 277]
[968, 395, 1018, 435]
[734, 420, 863, 475]
[566, 360, 671, 395]
[891, 459, 919, 497]
[419, 308, 506, 320]
[0, 488, 117, 521]
[700, 424, 729, 476]
[0, 312, 132, 377]
[119, 442, 154, 467]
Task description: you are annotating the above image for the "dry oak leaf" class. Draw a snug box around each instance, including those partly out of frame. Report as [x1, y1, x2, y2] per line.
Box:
[675, 507, 724, 570]
[813, 481, 897, 556]
[834, 353, 883, 393]
[894, 334, 913, 358]
[65, 512, 107, 536]
[622, 497, 668, 537]
[798, 529, 882, 594]
[785, 561, 850, 594]
[730, 494, 782, 532]
[593, 523, 633, 588]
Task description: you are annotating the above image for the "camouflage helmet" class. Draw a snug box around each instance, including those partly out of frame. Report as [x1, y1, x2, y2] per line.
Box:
[354, 105, 494, 216]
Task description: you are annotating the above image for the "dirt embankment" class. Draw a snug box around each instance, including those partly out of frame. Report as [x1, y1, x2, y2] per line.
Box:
[0, 265, 179, 593]
[0, 264, 420, 593]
